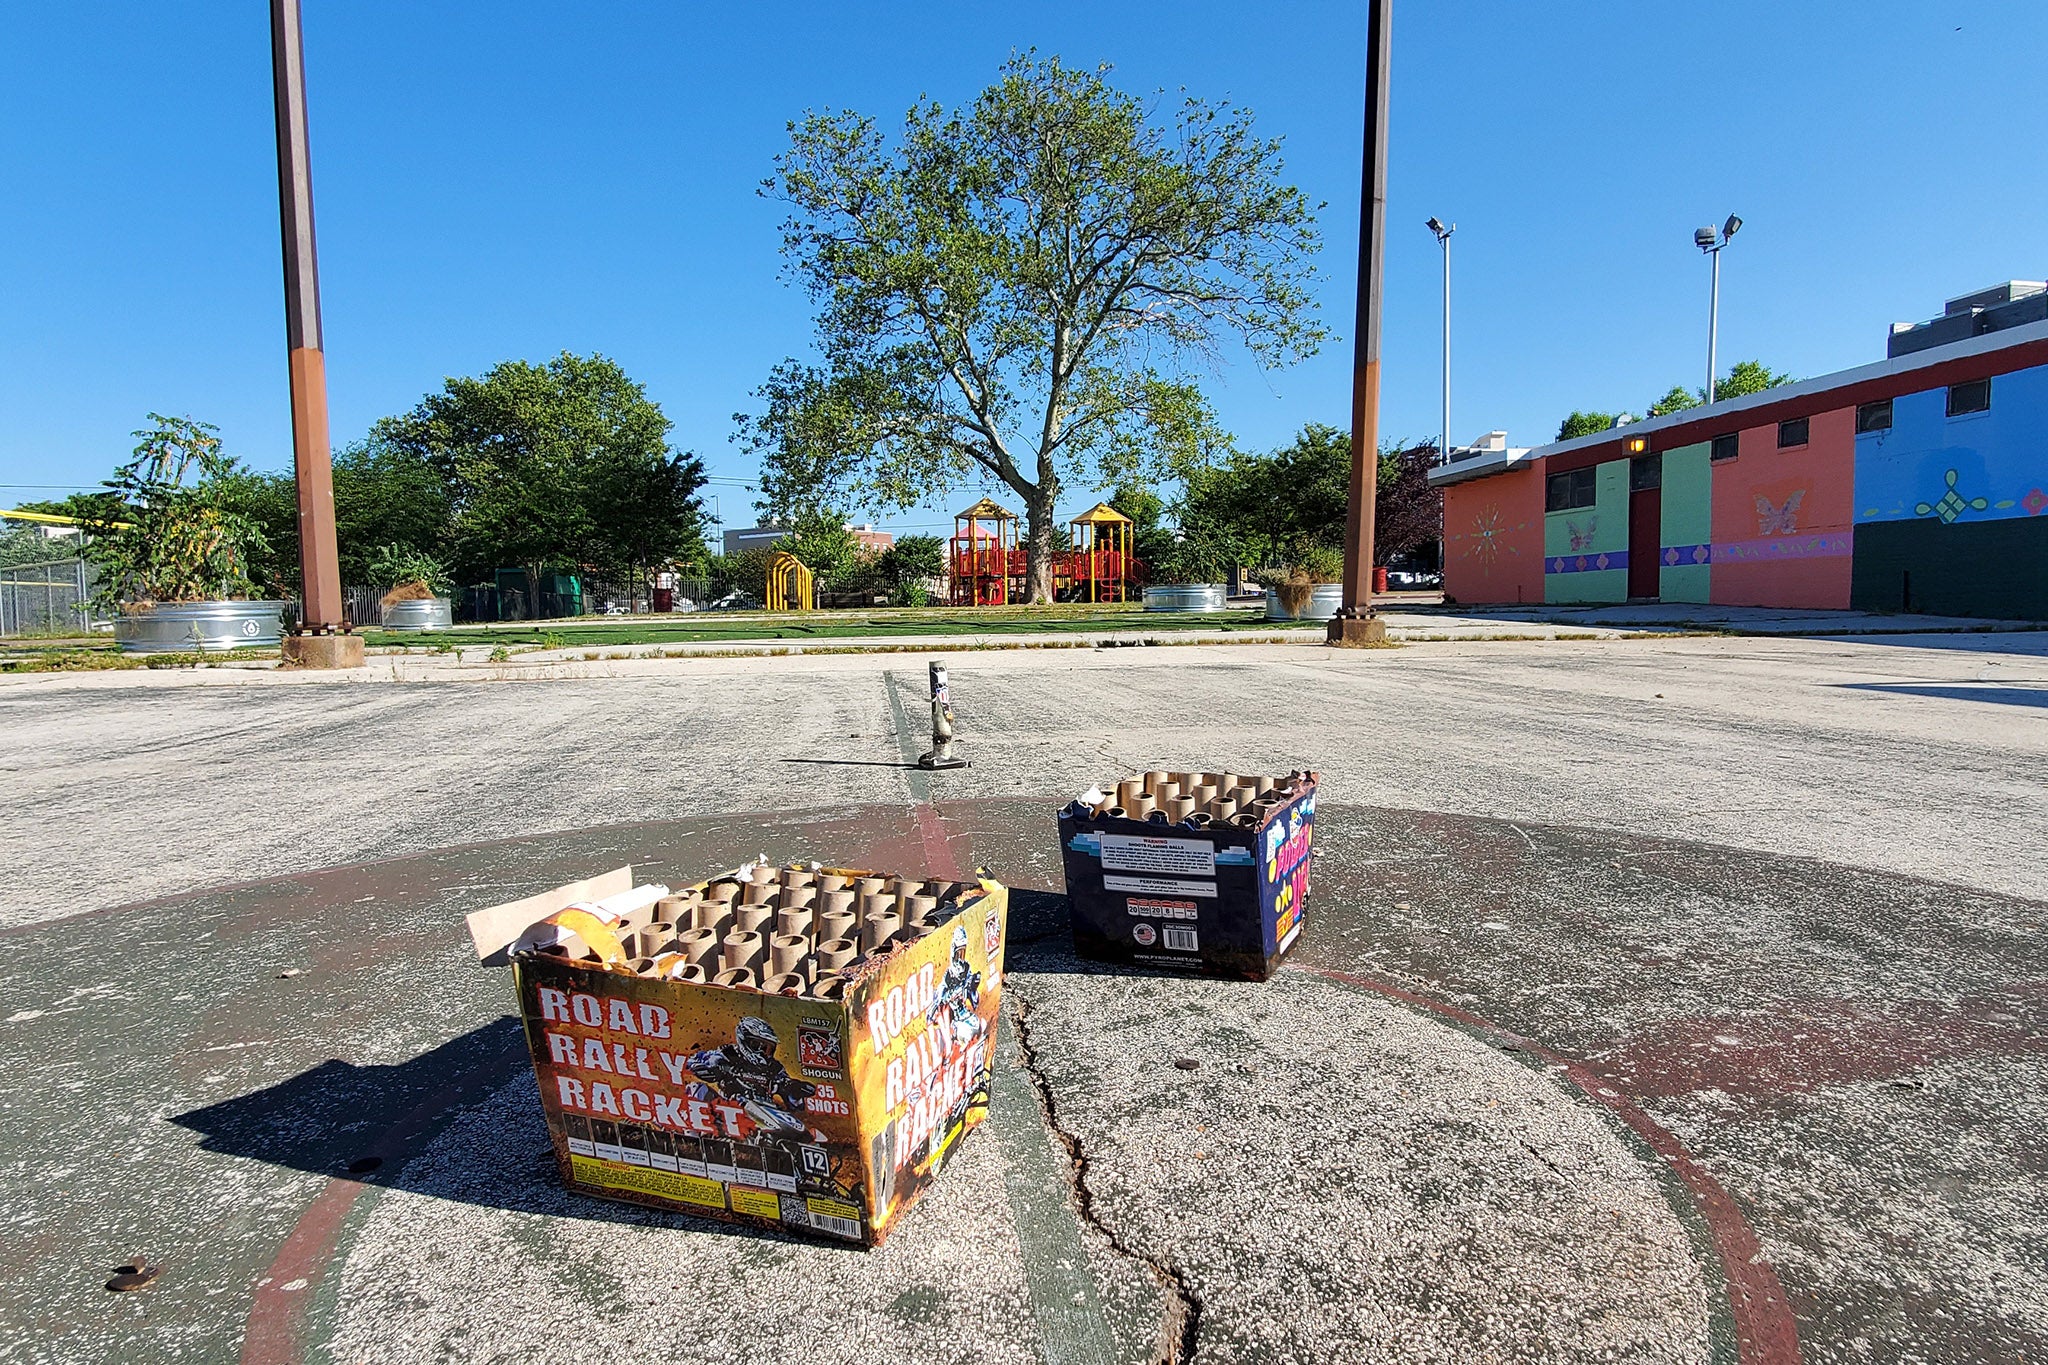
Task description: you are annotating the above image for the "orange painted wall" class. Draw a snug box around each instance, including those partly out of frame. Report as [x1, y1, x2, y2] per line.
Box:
[1442, 466, 1545, 605]
[1709, 406, 1855, 609]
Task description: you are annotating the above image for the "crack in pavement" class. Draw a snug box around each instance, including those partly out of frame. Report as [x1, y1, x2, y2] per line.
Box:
[1008, 986, 1201, 1365]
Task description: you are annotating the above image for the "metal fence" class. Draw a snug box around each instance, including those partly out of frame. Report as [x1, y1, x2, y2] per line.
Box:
[0, 558, 105, 637]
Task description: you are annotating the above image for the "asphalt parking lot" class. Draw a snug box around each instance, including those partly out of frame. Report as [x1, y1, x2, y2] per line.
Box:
[3, 632, 2044, 1363]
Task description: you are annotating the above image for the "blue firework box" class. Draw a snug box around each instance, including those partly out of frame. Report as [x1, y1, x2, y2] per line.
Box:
[1057, 773, 1317, 980]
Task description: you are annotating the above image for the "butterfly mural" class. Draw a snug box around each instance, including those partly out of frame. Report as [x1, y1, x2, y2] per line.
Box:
[1755, 490, 1804, 535]
[1566, 518, 1597, 551]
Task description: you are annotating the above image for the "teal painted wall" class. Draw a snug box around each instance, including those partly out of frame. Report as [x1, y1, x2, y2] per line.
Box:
[1544, 459, 1629, 604]
[1659, 442, 1713, 604]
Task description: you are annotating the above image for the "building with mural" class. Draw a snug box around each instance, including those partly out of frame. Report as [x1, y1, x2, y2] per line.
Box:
[1431, 282, 2048, 619]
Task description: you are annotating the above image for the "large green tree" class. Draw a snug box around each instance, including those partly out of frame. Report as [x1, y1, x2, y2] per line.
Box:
[739, 53, 1326, 601]
[373, 352, 707, 587]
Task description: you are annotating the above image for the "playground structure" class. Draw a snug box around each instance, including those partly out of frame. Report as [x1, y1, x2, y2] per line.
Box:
[950, 498, 1020, 605]
[1064, 502, 1136, 603]
[947, 496, 1144, 604]
[765, 549, 814, 611]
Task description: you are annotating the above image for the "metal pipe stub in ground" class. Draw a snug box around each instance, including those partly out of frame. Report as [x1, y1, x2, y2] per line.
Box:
[917, 660, 970, 770]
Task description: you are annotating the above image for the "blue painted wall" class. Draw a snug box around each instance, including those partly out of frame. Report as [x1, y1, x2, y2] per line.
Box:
[1855, 361, 2048, 527]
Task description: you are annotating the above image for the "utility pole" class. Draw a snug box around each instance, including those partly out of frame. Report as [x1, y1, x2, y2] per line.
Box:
[1328, 0, 1392, 646]
[271, 0, 361, 668]
[1427, 216, 1454, 463]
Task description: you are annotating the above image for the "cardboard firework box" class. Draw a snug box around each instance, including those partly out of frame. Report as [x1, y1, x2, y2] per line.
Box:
[1058, 770, 1317, 981]
[464, 862, 1009, 1248]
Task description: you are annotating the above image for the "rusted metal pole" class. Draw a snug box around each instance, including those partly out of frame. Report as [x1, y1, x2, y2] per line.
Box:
[1328, 0, 1392, 647]
[271, 0, 358, 666]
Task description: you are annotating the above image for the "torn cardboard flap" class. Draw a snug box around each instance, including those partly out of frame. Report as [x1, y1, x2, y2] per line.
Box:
[465, 866, 637, 967]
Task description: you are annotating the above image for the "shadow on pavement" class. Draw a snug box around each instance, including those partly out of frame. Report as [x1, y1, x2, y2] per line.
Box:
[169, 1016, 798, 1240]
[1837, 681, 2048, 707]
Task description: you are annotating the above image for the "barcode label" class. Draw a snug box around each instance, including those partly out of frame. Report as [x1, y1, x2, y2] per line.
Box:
[811, 1209, 863, 1239]
[1162, 927, 1199, 952]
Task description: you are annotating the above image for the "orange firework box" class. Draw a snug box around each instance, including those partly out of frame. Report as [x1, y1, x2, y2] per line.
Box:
[464, 862, 1009, 1248]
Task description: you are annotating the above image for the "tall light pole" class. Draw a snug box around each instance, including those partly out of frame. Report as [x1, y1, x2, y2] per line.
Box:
[1328, 0, 1392, 647]
[1694, 214, 1741, 404]
[1426, 216, 1454, 462]
[270, 0, 359, 667]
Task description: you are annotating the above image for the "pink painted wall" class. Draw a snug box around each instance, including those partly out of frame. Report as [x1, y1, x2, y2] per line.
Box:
[1709, 406, 1855, 609]
[1443, 466, 1545, 605]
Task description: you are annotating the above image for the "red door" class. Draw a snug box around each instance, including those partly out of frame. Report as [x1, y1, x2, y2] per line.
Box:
[1627, 455, 1662, 601]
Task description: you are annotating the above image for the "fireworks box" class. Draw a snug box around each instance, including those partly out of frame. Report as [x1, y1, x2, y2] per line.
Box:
[464, 860, 1008, 1248]
[1058, 770, 1317, 981]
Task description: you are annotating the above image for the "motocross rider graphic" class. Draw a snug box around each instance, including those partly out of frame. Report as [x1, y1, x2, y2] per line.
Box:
[927, 924, 985, 1051]
[685, 1016, 819, 1146]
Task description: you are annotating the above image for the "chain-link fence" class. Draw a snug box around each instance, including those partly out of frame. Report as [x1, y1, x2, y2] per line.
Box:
[0, 558, 106, 637]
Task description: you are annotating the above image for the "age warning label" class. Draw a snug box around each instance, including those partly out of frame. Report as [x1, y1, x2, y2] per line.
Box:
[1105, 875, 1217, 897]
[1098, 834, 1216, 877]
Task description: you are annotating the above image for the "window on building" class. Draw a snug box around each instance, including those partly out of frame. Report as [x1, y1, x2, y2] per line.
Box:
[1947, 378, 1991, 417]
[1855, 399, 1893, 434]
[1778, 417, 1809, 448]
[1545, 466, 1596, 512]
[1629, 454, 1662, 491]
[1710, 433, 1739, 462]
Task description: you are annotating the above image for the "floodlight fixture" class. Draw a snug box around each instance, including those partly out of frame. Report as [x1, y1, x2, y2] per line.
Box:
[1723, 214, 1742, 239]
[1695, 226, 1718, 250]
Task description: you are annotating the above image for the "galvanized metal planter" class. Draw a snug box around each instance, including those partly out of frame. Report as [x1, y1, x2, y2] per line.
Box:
[1142, 583, 1228, 613]
[113, 600, 286, 653]
[1264, 583, 1344, 621]
[379, 597, 453, 631]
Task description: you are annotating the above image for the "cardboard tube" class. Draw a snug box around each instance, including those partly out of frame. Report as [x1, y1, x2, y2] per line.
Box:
[736, 903, 778, 934]
[721, 930, 765, 974]
[677, 926, 721, 966]
[770, 932, 811, 977]
[855, 875, 888, 899]
[780, 868, 815, 890]
[1143, 770, 1169, 792]
[1164, 795, 1195, 822]
[782, 886, 817, 912]
[860, 892, 899, 920]
[1127, 793, 1156, 820]
[1231, 810, 1259, 828]
[1101, 805, 1128, 821]
[628, 956, 655, 975]
[655, 895, 692, 921]
[706, 881, 740, 906]
[672, 961, 706, 983]
[777, 906, 816, 939]
[749, 864, 778, 886]
[763, 971, 807, 995]
[819, 873, 851, 892]
[819, 908, 857, 942]
[712, 967, 757, 991]
[861, 910, 903, 953]
[1210, 798, 1239, 824]
[821, 889, 856, 916]
[1254, 775, 1276, 795]
[812, 976, 846, 1001]
[904, 894, 938, 921]
[817, 937, 859, 971]
[742, 881, 777, 907]
[1117, 778, 1146, 806]
[1206, 771, 1233, 791]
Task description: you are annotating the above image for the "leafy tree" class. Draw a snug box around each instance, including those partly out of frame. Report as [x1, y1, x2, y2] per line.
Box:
[739, 53, 1326, 602]
[333, 438, 457, 583]
[373, 352, 706, 590]
[875, 533, 945, 604]
[1648, 386, 1700, 418]
[79, 415, 270, 605]
[1557, 410, 1625, 441]
[1109, 481, 1174, 572]
[780, 512, 865, 589]
[1373, 443, 1443, 566]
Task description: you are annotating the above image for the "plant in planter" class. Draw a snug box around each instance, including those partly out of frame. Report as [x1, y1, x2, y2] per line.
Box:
[80, 415, 284, 652]
[366, 543, 455, 630]
[1255, 543, 1344, 620]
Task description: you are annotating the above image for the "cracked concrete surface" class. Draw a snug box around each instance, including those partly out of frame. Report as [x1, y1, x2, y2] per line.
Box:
[3, 634, 2044, 1363]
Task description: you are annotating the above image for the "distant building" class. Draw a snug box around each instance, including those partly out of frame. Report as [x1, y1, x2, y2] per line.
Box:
[1431, 282, 2048, 620]
[722, 523, 896, 556]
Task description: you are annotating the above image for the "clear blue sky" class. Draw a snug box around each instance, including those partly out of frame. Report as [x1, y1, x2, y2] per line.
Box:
[4, 1, 2042, 539]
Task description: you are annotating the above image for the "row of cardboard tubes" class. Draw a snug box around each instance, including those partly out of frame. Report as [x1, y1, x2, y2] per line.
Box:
[540, 863, 975, 1000]
[1079, 770, 1309, 827]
